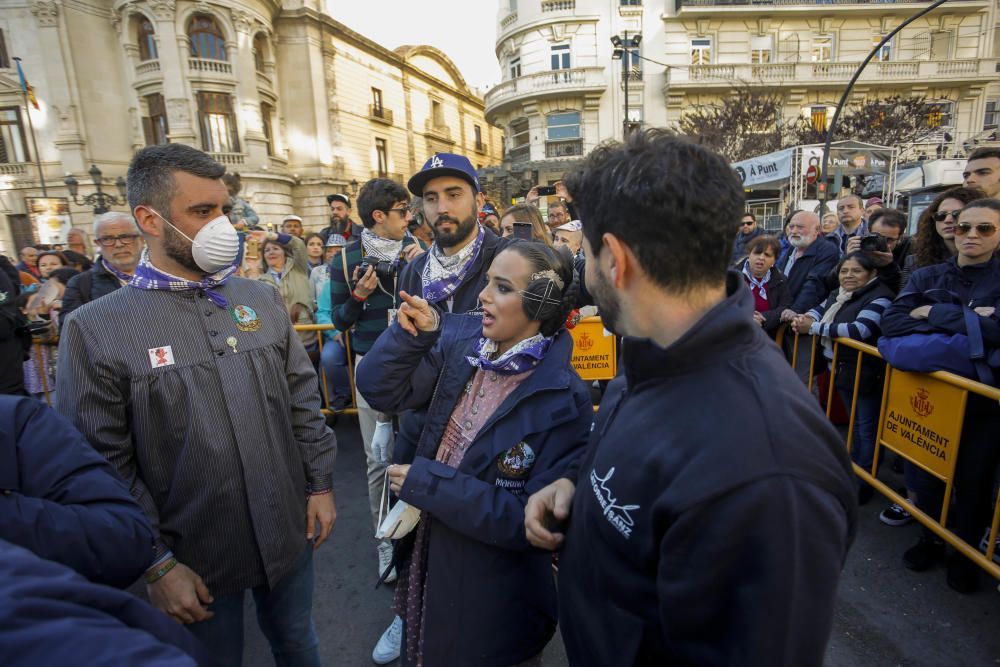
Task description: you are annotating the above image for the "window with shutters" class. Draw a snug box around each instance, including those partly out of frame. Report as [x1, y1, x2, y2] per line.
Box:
[750, 35, 772, 64]
[189, 15, 226, 61]
[0, 107, 29, 162]
[691, 38, 712, 65]
[509, 118, 530, 162]
[196, 92, 239, 153]
[261, 102, 274, 156]
[253, 34, 267, 72]
[142, 94, 169, 146]
[0, 30, 9, 69]
[811, 35, 834, 62]
[138, 19, 158, 61]
[375, 138, 388, 177]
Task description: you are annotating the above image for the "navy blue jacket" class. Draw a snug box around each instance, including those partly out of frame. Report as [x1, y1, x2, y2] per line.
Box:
[0, 396, 155, 587]
[0, 538, 208, 666]
[881, 256, 1000, 345]
[557, 274, 857, 666]
[357, 314, 592, 666]
[779, 237, 841, 313]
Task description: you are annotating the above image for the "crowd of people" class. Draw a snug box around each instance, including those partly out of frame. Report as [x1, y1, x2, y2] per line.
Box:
[0, 136, 996, 666]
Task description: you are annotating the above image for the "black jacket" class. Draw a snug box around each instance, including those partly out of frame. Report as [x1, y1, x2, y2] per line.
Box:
[779, 238, 841, 313]
[730, 226, 766, 264]
[60, 259, 123, 328]
[738, 260, 792, 335]
[0, 256, 27, 395]
[557, 273, 857, 666]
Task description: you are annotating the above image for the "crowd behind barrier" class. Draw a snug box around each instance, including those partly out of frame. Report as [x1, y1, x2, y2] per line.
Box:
[788, 328, 1000, 580]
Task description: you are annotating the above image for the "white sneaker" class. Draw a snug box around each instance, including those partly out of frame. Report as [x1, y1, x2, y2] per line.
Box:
[377, 541, 397, 584]
[372, 615, 402, 665]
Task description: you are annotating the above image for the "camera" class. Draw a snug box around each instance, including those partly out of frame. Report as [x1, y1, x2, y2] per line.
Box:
[859, 234, 888, 253]
[358, 258, 400, 283]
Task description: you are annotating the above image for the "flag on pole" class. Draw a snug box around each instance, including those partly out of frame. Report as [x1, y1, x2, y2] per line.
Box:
[14, 58, 40, 110]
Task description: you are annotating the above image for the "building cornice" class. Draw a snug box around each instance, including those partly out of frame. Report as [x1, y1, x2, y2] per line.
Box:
[275, 6, 487, 110]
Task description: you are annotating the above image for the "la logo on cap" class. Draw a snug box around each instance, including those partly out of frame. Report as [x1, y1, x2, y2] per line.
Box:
[430, 155, 444, 169]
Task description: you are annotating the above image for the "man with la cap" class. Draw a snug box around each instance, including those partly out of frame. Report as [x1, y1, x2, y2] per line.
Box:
[56, 143, 337, 666]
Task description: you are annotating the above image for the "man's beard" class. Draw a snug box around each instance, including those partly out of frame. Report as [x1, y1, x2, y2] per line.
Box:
[162, 223, 203, 274]
[788, 235, 811, 249]
[434, 210, 478, 249]
[589, 266, 622, 336]
[330, 215, 349, 233]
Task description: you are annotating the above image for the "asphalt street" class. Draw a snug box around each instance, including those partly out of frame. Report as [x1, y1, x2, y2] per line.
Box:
[242, 418, 1000, 667]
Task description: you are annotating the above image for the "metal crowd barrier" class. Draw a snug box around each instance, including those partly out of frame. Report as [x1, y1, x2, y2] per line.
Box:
[788, 329, 1000, 580]
[294, 324, 359, 416]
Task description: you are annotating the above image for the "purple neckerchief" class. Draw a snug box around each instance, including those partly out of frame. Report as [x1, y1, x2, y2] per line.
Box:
[421, 226, 485, 304]
[129, 249, 238, 309]
[466, 334, 552, 375]
[101, 257, 134, 285]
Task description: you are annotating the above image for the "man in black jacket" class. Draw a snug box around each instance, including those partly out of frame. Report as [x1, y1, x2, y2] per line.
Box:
[0, 255, 27, 395]
[61, 212, 144, 327]
[524, 130, 857, 666]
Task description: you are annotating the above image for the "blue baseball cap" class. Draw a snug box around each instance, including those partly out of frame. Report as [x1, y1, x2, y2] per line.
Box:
[407, 153, 481, 197]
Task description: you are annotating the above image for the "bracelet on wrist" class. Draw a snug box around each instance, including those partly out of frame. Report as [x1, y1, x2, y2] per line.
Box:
[145, 556, 179, 584]
[309, 488, 332, 497]
[351, 290, 367, 302]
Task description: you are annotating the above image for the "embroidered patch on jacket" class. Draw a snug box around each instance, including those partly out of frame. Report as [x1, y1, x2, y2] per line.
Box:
[148, 345, 175, 368]
[589, 467, 640, 540]
[496, 441, 536, 478]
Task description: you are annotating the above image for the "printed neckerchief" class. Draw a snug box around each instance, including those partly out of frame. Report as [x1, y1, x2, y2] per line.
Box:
[361, 228, 404, 261]
[129, 248, 238, 309]
[466, 333, 552, 375]
[741, 264, 771, 301]
[421, 225, 485, 304]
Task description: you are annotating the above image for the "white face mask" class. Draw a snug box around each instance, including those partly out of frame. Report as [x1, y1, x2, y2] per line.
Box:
[150, 209, 241, 273]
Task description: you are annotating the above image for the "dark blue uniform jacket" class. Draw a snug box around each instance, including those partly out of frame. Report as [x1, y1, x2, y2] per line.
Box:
[0, 396, 155, 587]
[357, 314, 592, 666]
[557, 274, 857, 666]
[0, 538, 207, 666]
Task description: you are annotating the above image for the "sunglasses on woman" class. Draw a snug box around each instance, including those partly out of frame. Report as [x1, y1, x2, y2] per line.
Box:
[932, 210, 962, 222]
[954, 222, 998, 237]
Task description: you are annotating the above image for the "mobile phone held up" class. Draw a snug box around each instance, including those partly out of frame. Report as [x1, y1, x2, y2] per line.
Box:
[536, 185, 557, 196]
[512, 222, 533, 241]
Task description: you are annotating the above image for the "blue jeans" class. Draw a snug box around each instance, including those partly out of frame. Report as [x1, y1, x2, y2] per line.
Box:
[320, 337, 351, 403]
[187, 546, 320, 667]
[838, 388, 880, 474]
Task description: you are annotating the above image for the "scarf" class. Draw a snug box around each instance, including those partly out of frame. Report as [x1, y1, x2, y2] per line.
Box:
[361, 228, 404, 261]
[741, 265, 771, 302]
[101, 257, 134, 286]
[466, 333, 552, 375]
[818, 277, 878, 352]
[129, 249, 238, 309]
[421, 226, 485, 304]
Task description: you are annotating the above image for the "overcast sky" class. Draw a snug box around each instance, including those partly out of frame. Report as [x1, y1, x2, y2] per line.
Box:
[324, 1, 503, 91]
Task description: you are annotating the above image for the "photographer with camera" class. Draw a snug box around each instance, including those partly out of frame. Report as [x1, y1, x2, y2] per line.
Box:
[842, 207, 909, 294]
[329, 178, 425, 581]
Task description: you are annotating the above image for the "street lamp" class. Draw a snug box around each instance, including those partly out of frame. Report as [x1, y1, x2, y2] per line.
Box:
[611, 32, 642, 140]
[64, 164, 127, 214]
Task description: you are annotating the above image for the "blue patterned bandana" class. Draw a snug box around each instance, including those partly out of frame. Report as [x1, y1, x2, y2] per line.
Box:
[129, 249, 238, 309]
[466, 334, 552, 375]
[421, 225, 485, 303]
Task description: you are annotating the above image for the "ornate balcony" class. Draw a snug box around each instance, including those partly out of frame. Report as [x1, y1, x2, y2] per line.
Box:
[209, 152, 246, 166]
[665, 58, 1000, 91]
[485, 67, 607, 119]
[674, 0, 988, 14]
[369, 105, 394, 125]
[188, 58, 233, 77]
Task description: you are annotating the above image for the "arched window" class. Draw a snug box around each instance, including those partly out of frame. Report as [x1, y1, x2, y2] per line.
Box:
[188, 15, 226, 61]
[137, 18, 158, 61]
[253, 34, 267, 73]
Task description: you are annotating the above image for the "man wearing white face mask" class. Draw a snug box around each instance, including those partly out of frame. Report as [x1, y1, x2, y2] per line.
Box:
[55, 144, 337, 666]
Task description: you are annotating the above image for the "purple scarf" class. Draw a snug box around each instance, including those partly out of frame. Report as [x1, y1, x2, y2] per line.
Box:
[101, 257, 134, 285]
[129, 249, 238, 309]
[421, 226, 485, 304]
[466, 334, 552, 375]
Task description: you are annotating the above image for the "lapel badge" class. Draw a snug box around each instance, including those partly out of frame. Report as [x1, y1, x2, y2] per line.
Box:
[497, 441, 536, 479]
[231, 304, 261, 332]
[148, 345, 175, 368]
